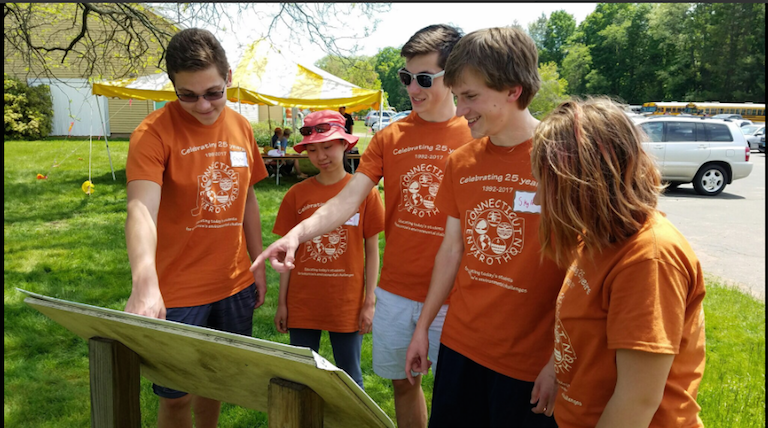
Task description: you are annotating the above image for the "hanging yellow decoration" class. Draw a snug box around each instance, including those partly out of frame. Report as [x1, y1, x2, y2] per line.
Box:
[81, 180, 95, 195]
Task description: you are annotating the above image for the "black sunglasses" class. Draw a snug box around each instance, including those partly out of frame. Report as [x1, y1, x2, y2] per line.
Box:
[175, 85, 227, 103]
[299, 123, 346, 136]
[398, 68, 446, 89]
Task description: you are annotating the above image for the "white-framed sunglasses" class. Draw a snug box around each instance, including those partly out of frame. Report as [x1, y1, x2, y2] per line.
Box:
[398, 68, 445, 88]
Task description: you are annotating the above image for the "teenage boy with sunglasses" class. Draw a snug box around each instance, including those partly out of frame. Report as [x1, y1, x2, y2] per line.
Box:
[253, 24, 472, 428]
[405, 27, 565, 427]
[124, 28, 268, 428]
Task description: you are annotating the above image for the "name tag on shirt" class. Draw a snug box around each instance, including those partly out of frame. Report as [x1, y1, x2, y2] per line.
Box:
[230, 150, 249, 167]
[344, 212, 360, 226]
[514, 191, 541, 213]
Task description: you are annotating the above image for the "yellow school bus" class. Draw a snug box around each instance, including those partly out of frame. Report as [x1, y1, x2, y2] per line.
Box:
[682, 102, 765, 122]
[639, 102, 689, 115]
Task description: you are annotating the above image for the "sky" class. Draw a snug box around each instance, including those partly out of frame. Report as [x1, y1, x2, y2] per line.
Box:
[209, 3, 599, 68]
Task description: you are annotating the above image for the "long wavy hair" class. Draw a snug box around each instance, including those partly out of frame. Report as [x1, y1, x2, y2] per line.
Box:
[531, 97, 663, 268]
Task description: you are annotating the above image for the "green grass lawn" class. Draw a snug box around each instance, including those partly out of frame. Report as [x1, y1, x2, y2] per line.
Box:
[4, 139, 764, 427]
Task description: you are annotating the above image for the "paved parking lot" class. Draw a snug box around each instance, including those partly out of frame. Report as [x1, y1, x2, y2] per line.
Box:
[657, 150, 765, 301]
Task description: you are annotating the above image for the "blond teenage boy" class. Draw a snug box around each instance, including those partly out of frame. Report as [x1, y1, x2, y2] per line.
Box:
[405, 27, 565, 427]
[125, 28, 268, 428]
[252, 25, 472, 428]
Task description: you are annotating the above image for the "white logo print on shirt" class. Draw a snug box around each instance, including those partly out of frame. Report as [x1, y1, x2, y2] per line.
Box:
[464, 199, 524, 265]
[554, 290, 581, 406]
[192, 162, 240, 216]
[300, 227, 349, 263]
[399, 164, 443, 218]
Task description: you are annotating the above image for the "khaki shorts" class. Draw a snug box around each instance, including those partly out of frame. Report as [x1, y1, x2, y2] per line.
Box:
[372, 287, 448, 380]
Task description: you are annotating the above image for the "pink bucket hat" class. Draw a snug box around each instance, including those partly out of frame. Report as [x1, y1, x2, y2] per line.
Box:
[294, 110, 359, 153]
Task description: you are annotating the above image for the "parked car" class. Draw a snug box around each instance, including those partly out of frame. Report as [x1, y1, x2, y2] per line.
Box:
[637, 116, 753, 196]
[391, 110, 411, 122]
[364, 110, 397, 127]
[711, 113, 753, 128]
[624, 111, 646, 124]
[370, 115, 393, 133]
[741, 125, 765, 150]
[759, 135, 765, 153]
[712, 113, 744, 120]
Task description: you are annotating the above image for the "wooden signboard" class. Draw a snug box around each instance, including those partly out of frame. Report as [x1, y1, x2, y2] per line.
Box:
[20, 289, 393, 428]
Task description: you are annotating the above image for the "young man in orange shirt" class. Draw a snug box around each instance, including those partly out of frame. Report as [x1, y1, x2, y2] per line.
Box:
[124, 28, 268, 428]
[253, 25, 473, 428]
[405, 27, 564, 426]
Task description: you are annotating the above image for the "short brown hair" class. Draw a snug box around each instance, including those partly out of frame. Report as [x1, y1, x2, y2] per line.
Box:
[444, 27, 540, 109]
[166, 28, 229, 84]
[530, 97, 662, 267]
[401, 24, 463, 69]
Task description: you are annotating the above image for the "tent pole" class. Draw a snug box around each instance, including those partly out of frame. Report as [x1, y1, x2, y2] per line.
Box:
[95, 95, 116, 181]
[378, 90, 383, 133]
[89, 103, 93, 188]
[237, 85, 242, 115]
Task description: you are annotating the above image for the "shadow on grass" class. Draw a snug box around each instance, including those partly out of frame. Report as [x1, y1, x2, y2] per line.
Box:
[4, 169, 128, 224]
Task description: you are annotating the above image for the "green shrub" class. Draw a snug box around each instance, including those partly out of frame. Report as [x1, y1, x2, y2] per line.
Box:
[4, 73, 53, 140]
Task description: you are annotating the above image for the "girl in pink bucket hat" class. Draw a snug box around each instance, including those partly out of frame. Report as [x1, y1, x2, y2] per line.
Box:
[271, 109, 384, 390]
[294, 110, 359, 153]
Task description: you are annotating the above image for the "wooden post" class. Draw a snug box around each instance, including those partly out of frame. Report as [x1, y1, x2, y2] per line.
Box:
[268, 377, 324, 428]
[88, 337, 141, 428]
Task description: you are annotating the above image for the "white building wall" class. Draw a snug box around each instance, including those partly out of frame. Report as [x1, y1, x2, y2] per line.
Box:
[27, 78, 109, 137]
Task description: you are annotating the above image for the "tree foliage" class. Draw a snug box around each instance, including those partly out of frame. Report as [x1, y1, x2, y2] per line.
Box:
[4, 73, 53, 140]
[4, 3, 391, 81]
[4, 3, 175, 80]
[315, 46, 412, 113]
[315, 54, 381, 90]
[529, 3, 765, 103]
[540, 10, 576, 69]
[374, 47, 409, 112]
[528, 62, 569, 119]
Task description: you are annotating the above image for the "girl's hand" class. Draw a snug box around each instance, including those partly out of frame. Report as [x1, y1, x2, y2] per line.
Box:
[358, 299, 375, 334]
[274, 304, 289, 333]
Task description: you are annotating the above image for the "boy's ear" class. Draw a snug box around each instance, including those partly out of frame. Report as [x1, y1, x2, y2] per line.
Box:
[226, 69, 233, 87]
[507, 86, 522, 103]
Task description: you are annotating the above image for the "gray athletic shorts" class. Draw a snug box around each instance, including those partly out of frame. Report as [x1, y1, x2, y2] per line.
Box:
[372, 287, 448, 380]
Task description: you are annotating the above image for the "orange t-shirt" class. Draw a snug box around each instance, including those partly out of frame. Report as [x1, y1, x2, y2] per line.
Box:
[434, 137, 566, 381]
[355, 113, 473, 302]
[126, 100, 268, 308]
[272, 174, 385, 332]
[553, 211, 706, 428]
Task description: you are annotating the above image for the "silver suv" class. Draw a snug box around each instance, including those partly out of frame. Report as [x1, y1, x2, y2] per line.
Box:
[364, 110, 397, 127]
[637, 116, 753, 196]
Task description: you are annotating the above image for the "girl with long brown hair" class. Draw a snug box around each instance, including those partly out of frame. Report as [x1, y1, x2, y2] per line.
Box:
[531, 97, 706, 428]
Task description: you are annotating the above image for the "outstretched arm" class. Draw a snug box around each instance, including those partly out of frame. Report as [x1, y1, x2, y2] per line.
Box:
[251, 173, 376, 273]
[124, 180, 165, 318]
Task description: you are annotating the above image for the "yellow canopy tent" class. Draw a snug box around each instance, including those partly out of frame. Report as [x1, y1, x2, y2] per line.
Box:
[92, 40, 383, 113]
